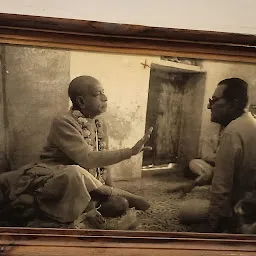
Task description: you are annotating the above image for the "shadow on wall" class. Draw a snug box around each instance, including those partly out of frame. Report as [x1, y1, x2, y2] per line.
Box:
[0, 45, 70, 172]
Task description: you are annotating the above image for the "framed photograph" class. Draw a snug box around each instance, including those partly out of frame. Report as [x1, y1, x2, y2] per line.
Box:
[0, 13, 255, 256]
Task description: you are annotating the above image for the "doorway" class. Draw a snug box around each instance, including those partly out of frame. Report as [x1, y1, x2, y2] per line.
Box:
[143, 67, 191, 166]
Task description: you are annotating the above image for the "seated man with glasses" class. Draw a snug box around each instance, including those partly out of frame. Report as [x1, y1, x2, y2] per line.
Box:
[179, 78, 256, 233]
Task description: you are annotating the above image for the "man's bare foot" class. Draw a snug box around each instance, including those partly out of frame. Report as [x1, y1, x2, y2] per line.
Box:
[110, 187, 150, 211]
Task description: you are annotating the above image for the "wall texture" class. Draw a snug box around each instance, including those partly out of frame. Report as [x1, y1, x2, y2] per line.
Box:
[178, 72, 206, 164]
[0, 44, 255, 180]
[70, 51, 151, 180]
[199, 60, 256, 153]
[144, 69, 188, 165]
[177, 60, 256, 165]
[2, 45, 70, 171]
[0, 47, 7, 171]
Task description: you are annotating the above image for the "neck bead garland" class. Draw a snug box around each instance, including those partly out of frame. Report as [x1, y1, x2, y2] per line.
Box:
[71, 109, 107, 151]
[71, 108, 107, 182]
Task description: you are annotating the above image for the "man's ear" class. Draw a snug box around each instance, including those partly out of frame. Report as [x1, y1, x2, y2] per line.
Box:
[76, 96, 85, 109]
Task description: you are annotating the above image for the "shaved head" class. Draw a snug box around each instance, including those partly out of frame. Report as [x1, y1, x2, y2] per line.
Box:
[68, 75, 107, 117]
[68, 76, 101, 107]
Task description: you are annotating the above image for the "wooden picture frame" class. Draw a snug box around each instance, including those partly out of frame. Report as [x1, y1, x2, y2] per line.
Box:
[0, 13, 255, 256]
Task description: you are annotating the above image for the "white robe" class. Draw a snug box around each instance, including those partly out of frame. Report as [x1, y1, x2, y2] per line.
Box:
[1, 111, 133, 223]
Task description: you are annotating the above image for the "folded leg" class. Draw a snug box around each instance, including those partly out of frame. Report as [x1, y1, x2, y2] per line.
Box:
[91, 185, 150, 212]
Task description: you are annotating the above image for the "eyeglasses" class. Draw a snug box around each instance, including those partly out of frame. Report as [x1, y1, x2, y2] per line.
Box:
[208, 97, 222, 106]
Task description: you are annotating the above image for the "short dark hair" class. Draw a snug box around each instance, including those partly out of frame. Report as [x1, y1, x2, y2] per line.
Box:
[218, 78, 249, 110]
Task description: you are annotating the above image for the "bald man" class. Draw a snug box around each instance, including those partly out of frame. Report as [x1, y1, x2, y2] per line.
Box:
[0, 76, 152, 228]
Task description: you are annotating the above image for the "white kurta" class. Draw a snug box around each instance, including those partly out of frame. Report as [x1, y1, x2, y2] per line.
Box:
[1, 111, 133, 223]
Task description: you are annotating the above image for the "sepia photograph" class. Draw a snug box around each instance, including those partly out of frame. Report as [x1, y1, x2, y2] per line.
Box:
[0, 42, 256, 235]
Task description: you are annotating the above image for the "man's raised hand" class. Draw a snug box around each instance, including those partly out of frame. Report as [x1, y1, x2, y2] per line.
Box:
[131, 127, 153, 156]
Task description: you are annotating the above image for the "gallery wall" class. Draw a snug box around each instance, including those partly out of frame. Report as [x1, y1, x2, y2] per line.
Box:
[1, 0, 255, 34]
